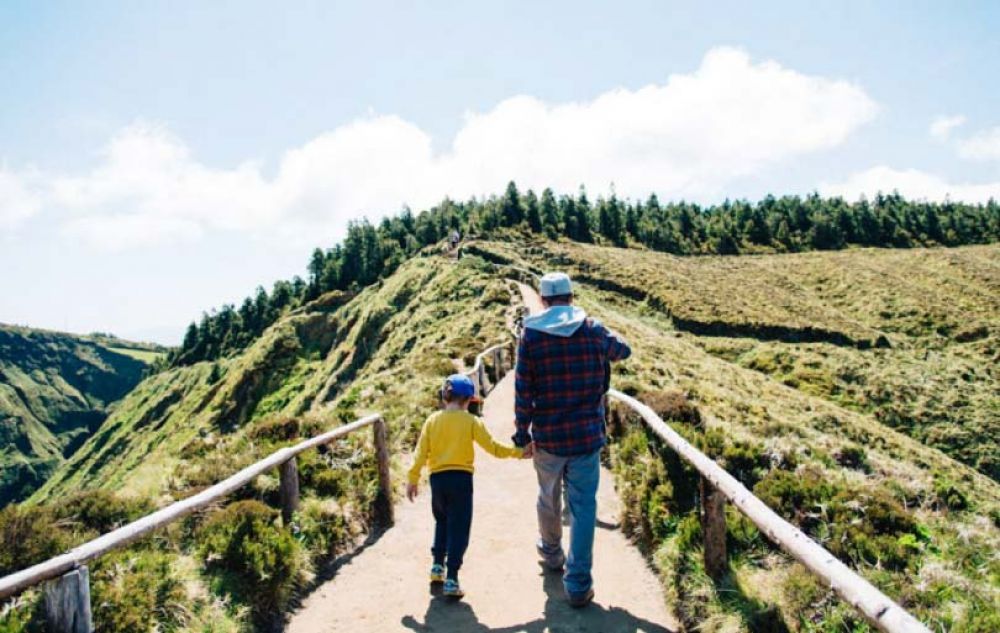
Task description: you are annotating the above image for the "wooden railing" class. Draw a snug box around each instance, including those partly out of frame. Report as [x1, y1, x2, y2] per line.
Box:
[0, 413, 392, 631]
[462, 337, 517, 400]
[606, 392, 929, 633]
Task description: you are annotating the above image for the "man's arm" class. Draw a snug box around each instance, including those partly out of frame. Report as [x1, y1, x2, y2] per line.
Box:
[512, 334, 534, 447]
[602, 324, 631, 361]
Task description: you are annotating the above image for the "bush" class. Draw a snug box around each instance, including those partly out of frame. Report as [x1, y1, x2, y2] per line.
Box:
[834, 445, 871, 473]
[90, 550, 187, 633]
[197, 500, 305, 623]
[51, 490, 153, 535]
[0, 505, 68, 576]
[639, 389, 702, 426]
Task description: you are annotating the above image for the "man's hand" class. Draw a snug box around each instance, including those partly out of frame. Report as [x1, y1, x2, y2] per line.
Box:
[406, 483, 419, 502]
[522, 442, 535, 459]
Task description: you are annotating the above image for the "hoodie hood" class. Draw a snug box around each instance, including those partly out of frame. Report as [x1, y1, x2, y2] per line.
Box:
[523, 305, 588, 338]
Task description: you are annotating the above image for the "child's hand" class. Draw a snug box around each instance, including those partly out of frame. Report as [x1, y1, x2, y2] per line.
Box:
[521, 442, 535, 459]
[406, 483, 419, 501]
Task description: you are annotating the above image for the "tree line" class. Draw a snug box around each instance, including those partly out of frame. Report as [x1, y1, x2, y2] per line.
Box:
[168, 182, 1000, 367]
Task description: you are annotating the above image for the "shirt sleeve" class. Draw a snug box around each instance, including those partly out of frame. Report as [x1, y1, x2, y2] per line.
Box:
[473, 417, 524, 458]
[407, 421, 430, 484]
[602, 324, 632, 361]
[513, 333, 534, 447]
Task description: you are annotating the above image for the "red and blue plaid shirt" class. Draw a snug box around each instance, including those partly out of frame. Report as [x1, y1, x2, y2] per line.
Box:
[513, 316, 631, 456]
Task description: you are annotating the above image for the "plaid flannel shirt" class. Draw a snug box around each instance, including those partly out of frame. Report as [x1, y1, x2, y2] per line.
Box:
[513, 317, 631, 456]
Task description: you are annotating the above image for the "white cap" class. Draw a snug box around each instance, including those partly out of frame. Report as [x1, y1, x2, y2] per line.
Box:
[539, 272, 573, 298]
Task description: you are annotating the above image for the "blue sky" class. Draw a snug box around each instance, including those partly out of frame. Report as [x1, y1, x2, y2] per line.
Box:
[2, 1, 999, 344]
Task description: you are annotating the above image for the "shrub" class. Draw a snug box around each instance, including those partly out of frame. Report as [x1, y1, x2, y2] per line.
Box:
[932, 475, 970, 511]
[51, 490, 153, 535]
[834, 445, 871, 473]
[0, 505, 68, 576]
[197, 500, 305, 623]
[90, 550, 187, 633]
[639, 389, 702, 426]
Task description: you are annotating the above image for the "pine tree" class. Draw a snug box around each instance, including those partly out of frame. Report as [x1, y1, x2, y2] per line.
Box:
[501, 181, 523, 226]
[540, 188, 560, 237]
[525, 189, 543, 233]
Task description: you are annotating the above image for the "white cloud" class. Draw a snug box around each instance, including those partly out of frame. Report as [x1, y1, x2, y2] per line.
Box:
[929, 114, 966, 141]
[5, 47, 881, 249]
[957, 126, 1000, 161]
[822, 165, 1000, 203]
[0, 167, 42, 229]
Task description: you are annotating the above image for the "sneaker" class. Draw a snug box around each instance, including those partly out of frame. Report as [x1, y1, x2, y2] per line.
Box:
[536, 540, 566, 571]
[568, 588, 595, 608]
[443, 578, 465, 599]
[429, 564, 445, 584]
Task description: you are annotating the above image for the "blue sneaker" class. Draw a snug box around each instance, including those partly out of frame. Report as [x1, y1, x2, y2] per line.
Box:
[429, 564, 445, 583]
[443, 578, 465, 599]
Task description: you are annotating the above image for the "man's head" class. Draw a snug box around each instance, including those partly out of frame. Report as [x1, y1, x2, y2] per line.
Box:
[539, 272, 573, 307]
[441, 373, 476, 407]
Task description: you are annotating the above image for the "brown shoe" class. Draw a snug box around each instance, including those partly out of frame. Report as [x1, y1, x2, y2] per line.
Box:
[568, 588, 595, 608]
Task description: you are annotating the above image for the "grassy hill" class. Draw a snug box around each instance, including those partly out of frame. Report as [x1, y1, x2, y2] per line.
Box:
[2, 237, 997, 632]
[479, 239, 999, 631]
[2, 251, 514, 631]
[0, 326, 165, 506]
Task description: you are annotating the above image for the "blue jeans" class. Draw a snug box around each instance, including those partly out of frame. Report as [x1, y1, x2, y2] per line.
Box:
[430, 470, 473, 580]
[533, 447, 600, 596]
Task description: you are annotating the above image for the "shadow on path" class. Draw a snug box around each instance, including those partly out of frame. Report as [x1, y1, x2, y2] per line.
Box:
[400, 564, 675, 633]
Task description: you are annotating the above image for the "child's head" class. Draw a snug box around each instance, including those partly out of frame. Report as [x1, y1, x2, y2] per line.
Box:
[441, 374, 476, 408]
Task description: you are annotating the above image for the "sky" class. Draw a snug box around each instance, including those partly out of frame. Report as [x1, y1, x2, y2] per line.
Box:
[2, 0, 999, 344]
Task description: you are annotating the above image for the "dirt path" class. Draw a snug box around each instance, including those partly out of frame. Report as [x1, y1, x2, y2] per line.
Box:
[286, 285, 676, 633]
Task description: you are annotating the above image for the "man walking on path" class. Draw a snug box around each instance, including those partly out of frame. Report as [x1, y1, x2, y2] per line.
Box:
[512, 272, 632, 608]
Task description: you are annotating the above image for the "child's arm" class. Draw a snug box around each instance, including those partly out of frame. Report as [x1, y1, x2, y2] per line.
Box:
[472, 417, 525, 459]
[407, 422, 430, 499]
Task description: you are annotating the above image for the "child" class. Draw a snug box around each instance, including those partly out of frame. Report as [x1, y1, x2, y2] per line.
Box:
[406, 373, 525, 599]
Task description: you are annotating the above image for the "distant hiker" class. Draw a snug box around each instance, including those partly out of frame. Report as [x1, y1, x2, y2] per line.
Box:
[407, 373, 527, 599]
[449, 229, 461, 250]
[512, 272, 631, 608]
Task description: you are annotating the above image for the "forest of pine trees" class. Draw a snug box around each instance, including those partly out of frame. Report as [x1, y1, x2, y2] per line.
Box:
[168, 182, 1000, 367]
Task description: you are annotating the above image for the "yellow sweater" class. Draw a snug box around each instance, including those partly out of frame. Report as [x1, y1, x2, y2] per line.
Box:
[407, 409, 523, 484]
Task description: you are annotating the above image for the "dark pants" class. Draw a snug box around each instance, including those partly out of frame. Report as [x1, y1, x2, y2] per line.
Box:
[430, 470, 473, 580]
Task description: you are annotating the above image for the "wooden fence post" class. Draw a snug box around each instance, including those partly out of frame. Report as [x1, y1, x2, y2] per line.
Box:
[492, 348, 502, 381]
[478, 362, 490, 396]
[44, 566, 92, 633]
[279, 457, 300, 525]
[700, 477, 727, 580]
[373, 417, 394, 527]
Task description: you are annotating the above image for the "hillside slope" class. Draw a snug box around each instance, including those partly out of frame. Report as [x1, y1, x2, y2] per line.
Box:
[34, 253, 513, 504]
[0, 326, 162, 505]
[478, 239, 999, 631]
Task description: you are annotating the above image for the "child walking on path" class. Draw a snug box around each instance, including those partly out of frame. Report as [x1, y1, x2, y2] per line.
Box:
[407, 374, 526, 599]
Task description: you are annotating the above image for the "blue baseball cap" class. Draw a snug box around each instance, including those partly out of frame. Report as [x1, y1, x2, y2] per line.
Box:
[444, 374, 476, 398]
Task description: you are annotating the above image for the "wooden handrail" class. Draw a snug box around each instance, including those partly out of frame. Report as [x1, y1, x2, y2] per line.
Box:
[607, 389, 929, 633]
[0, 413, 388, 602]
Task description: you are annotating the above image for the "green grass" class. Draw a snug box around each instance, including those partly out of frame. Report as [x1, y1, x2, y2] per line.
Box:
[106, 346, 166, 364]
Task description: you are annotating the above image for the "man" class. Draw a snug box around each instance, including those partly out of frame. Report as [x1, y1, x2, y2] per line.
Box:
[512, 272, 632, 607]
